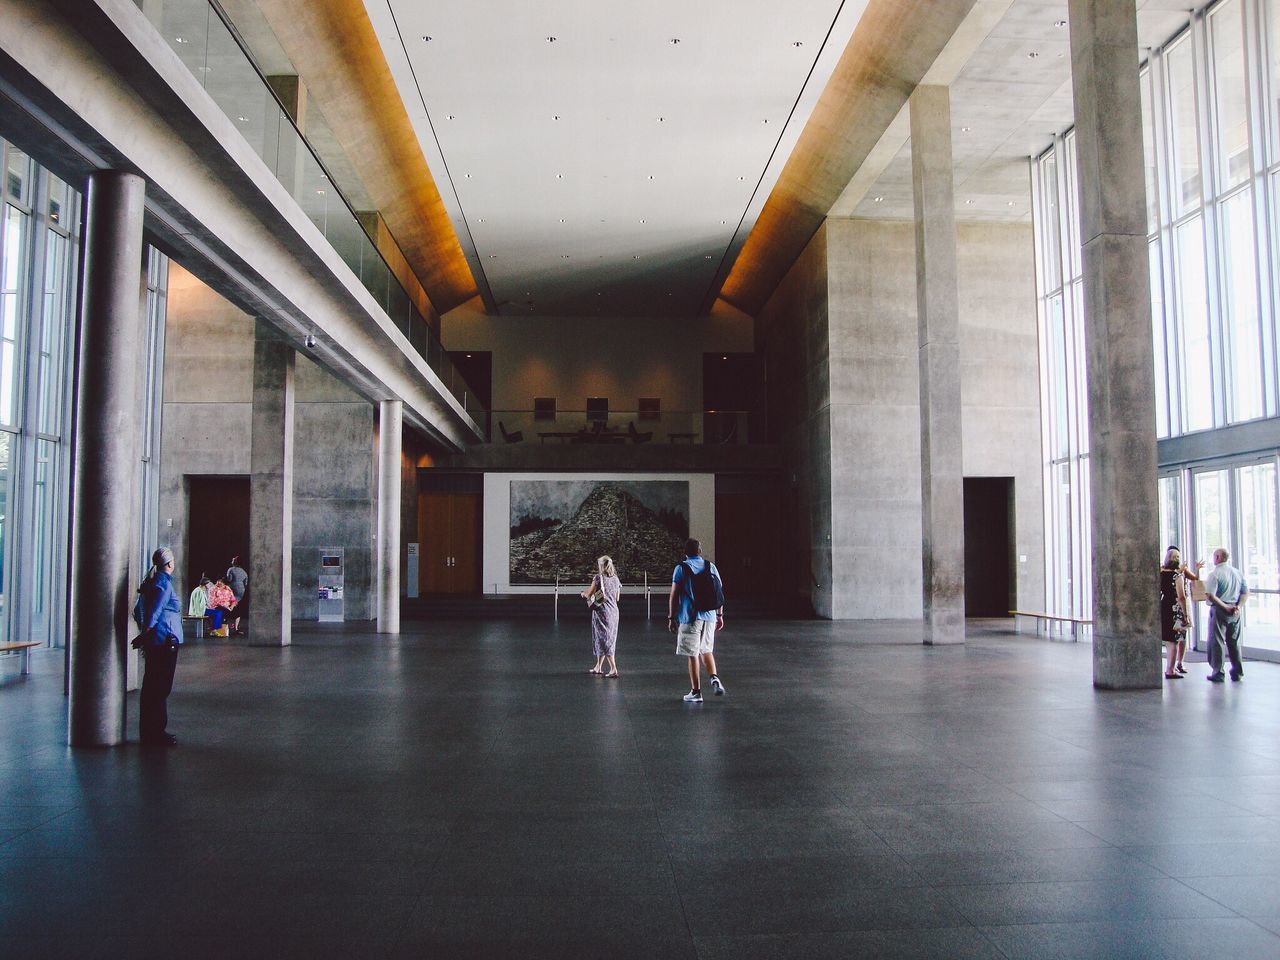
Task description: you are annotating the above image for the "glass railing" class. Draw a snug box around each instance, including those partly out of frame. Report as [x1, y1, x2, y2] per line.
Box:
[132, 0, 483, 421]
[490, 410, 752, 446]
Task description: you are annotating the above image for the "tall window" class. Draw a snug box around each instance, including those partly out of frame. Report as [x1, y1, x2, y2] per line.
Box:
[1034, 0, 1280, 625]
[0, 138, 80, 647]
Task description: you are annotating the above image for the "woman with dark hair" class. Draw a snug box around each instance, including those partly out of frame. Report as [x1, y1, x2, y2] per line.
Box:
[1160, 545, 1200, 680]
[135, 547, 184, 746]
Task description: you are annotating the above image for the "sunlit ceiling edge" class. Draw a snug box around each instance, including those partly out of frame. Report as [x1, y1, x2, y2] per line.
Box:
[363, 0, 497, 314]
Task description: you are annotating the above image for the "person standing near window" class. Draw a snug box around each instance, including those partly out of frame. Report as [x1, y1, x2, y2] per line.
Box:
[1159, 546, 1200, 679]
[1203, 547, 1248, 683]
[135, 547, 184, 746]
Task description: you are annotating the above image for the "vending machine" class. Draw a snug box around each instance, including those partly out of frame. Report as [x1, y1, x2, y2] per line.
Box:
[317, 548, 344, 622]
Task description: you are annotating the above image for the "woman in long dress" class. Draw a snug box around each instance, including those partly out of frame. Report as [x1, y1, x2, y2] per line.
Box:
[1159, 545, 1200, 679]
[581, 555, 621, 678]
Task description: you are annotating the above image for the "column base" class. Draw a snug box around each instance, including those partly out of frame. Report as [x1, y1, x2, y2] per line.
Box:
[1092, 633, 1161, 689]
[923, 608, 965, 645]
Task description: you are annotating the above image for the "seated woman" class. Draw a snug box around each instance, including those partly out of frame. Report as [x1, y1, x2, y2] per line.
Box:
[206, 577, 237, 636]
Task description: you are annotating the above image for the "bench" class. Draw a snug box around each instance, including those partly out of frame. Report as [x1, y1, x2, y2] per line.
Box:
[1009, 610, 1092, 642]
[0, 641, 41, 676]
[181, 615, 211, 638]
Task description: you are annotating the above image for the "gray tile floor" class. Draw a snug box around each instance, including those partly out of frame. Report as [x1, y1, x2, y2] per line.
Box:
[2, 618, 1279, 959]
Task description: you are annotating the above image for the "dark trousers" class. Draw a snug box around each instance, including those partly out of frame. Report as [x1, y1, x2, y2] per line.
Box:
[1207, 610, 1244, 678]
[140, 643, 179, 740]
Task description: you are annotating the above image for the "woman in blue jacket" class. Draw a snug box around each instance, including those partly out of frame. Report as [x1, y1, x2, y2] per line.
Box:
[137, 547, 184, 746]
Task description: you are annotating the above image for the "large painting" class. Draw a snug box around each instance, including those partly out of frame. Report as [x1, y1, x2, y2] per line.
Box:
[509, 480, 689, 584]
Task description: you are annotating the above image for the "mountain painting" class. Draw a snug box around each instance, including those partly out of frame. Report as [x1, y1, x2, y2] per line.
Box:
[509, 480, 690, 584]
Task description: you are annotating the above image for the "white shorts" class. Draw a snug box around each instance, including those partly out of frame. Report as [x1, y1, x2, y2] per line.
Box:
[676, 619, 715, 657]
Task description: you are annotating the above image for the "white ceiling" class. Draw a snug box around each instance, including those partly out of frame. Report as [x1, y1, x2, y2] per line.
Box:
[845, 0, 1201, 224]
[364, 0, 869, 318]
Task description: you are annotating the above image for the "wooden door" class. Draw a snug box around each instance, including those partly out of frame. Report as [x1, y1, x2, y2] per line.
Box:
[418, 491, 483, 594]
[715, 490, 780, 598]
[450, 493, 482, 593]
[420, 492, 453, 594]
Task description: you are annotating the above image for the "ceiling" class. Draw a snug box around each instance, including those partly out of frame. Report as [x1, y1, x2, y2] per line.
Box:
[364, 0, 870, 318]
[843, 0, 1201, 224]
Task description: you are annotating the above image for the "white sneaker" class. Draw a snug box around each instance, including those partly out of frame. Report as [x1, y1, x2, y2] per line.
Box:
[682, 690, 703, 703]
[710, 676, 726, 696]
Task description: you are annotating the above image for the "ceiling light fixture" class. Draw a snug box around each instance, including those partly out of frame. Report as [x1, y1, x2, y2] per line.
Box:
[236, 116, 249, 122]
[721, 220, 727, 224]
[446, 115, 456, 120]
[965, 199, 974, 205]
[961, 126, 971, 132]
[1054, 19, 1067, 28]
[464, 173, 472, 178]
[555, 174, 563, 179]
[552, 114, 561, 120]
[546, 36, 557, 42]
[175, 36, 188, 43]
[1027, 51, 1039, 59]
[639, 219, 646, 223]
[559, 218, 566, 222]
[873, 196, 883, 202]
[670, 38, 681, 44]
[704, 255, 713, 259]
[421, 35, 432, 41]
[477, 218, 485, 222]
[762, 119, 769, 124]
[793, 41, 803, 47]
[647, 175, 655, 180]
[657, 117, 665, 122]
[738, 176, 745, 181]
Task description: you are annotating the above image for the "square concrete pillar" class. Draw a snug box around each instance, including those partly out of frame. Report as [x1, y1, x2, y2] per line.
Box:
[1068, 0, 1160, 689]
[250, 324, 295, 646]
[376, 400, 402, 634]
[910, 85, 966, 645]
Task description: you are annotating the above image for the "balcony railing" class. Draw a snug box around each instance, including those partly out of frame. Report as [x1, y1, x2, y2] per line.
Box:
[133, 0, 483, 418]
[490, 410, 752, 446]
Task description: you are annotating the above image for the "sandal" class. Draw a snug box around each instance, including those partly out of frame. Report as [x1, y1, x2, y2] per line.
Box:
[1165, 673, 1182, 679]
[605, 671, 619, 679]
[587, 668, 603, 675]
[1175, 664, 1188, 674]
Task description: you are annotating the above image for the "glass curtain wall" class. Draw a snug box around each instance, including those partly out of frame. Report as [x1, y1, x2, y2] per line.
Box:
[1033, 0, 1280, 658]
[0, 138, 80, 650]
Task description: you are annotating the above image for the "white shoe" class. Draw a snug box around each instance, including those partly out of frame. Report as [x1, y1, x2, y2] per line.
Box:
[682, 690, 703, 703]
[710, 676, 726, 696]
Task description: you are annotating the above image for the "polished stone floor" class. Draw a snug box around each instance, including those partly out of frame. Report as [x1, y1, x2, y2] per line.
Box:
[2, 619, 1280, 959]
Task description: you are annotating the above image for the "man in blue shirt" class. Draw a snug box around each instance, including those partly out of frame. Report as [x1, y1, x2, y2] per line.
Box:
[668, 538, 725, 703]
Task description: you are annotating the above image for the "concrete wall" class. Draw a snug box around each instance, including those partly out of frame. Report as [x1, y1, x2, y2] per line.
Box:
[759, 218, 1044, 619]
[756, 224, 832, 614]
[442, 301, 754, 415]
[158, 264, 377, 621]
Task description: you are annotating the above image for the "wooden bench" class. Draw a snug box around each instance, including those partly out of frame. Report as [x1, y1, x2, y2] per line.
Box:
[0, 641, 41, 676]
[1010, 610, 1092, 641]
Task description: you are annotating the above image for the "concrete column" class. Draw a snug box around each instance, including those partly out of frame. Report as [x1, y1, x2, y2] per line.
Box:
[909, 85, 965, 645]
[67, 171, 146, 747]
[249, 324, 295, 646]
[1068, 0, 1160, 689]
[376, 400, 402, 634]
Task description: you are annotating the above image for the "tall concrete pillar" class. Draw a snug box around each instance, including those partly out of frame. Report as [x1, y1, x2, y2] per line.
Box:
[1068, 0, 1160, 689]
[376, 400, 402, 634]
[909, 85, 965, 645]
[249, 325, 295, 646]
[67, 171, 146, 747]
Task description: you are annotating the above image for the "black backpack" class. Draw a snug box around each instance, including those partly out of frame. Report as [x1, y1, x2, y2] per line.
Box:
[681, 560, 724, 613]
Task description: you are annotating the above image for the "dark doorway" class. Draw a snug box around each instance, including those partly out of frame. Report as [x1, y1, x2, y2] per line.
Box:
[447, 351, 493, 438]
[703, 352, 765, 443]
[186, 476, 250, 592]
[963, 477, 1015, 617]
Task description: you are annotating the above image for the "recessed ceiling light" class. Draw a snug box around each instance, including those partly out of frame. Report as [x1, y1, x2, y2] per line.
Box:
[446, 115, 456, 120]
[464, 173, 472, 178]
[793, 41, 803, 47]
[722, 355, 728, 360]
[721, 220, 727, 224]
[555, 174, 563, 179]
[762, 119, 769, 124]
[738, 176, 745, 181]
[1027, 51, 1039, 59]
[961, 126, 971, 132]
[316, 189, 325, 195]
[552, 115, 561, 120]
[873, 196, 884, 202]
[639, 219, 646, 223]
[488, 254, 497, 258]
[633, 255, 639, 259]
[477, 218, 485, 222]
[559, 218, 566, 222]
[175, 36, 188, 43]
[561, 254, 570, 259]
[546, 36, 557, 42]
[465, 353, 472, 358]
[647, 175, 655, 180]
[421, 35, 432, 41]
[236, 116, 249, 122]
[670, 38, 681, 44]
[704, 255, 713, 260]
[1054, 19, 1067, 28]
[1007, 201, 1015, 206]
[965, 199, 974, 205]
[657, 117, 665, 122]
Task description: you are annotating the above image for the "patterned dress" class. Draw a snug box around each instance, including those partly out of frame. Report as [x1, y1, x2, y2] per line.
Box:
[591, 574, 621, 657]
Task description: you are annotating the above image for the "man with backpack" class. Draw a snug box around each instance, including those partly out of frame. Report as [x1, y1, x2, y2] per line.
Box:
[668, 538, 725, 703]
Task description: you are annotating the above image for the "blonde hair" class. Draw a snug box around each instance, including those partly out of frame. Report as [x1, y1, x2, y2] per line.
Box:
[1162, 546, 1181, 570]
[597, 555, 617, 579]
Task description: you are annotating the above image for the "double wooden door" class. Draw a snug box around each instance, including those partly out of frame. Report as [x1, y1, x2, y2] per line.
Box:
[419, 492, 481, 594]
[714, 489, 781, 599]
